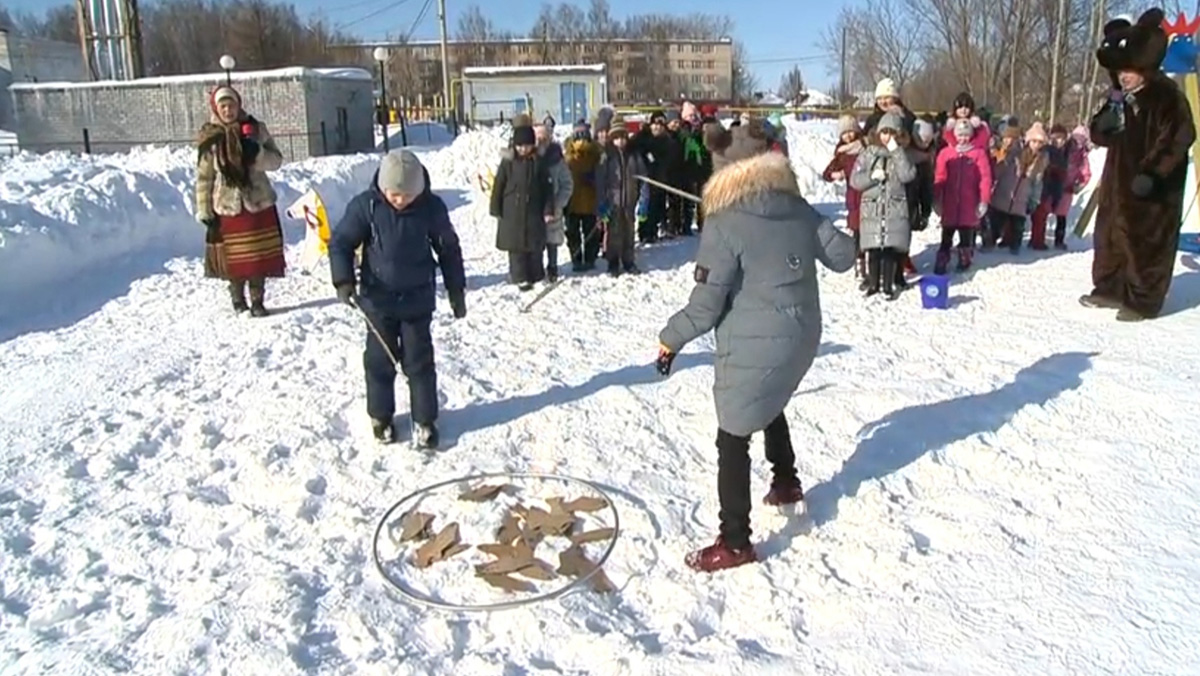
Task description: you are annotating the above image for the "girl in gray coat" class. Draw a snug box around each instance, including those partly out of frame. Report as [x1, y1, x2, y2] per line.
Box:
[850, 112, 917, 300]
[656, 149, 857, 573]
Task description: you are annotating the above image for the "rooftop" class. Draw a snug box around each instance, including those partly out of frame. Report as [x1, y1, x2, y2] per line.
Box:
[463, 64, 607, 76]
[350, 36, 733, 48]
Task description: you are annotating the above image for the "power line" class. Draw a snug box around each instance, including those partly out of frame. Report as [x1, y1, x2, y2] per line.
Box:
[403, 0, 434, 40]
[338, 0, 415, 31]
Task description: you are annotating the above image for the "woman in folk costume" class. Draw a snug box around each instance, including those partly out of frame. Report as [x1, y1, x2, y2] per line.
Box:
[656, 124, 857, 573]
[195, 86, 286, 316]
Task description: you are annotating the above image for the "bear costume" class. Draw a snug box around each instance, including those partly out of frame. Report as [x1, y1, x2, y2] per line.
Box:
[1082, 7, 1197, 321]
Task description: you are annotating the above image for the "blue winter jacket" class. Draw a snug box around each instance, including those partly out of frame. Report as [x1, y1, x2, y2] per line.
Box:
[329, 168, 466, 319]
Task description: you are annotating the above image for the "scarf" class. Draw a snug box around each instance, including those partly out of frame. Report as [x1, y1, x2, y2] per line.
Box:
[956, 140, 974, 153]
[196, 115, 255, 189]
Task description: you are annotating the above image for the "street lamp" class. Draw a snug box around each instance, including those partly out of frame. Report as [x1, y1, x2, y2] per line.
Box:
[219, 54, 236, 86]
[373, 46, 390, 152]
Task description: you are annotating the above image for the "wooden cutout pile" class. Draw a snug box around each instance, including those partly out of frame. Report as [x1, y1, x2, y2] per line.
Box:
[389, 484, 618, 595]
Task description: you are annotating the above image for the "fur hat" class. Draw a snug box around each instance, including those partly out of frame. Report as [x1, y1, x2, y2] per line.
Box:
[512, 125, 536, 146]
[593, 106, 614, 132]
[953, 118, 974, 139]
[377, 150, 426, 196]
[836, 114, 860, 136]
[1097, 8, 1168, 73]
[210, 86, 241, 111]
[914, 119, 935, 144]
[511, 112, 532, 128]
[876, 111, 903, 133]
[703, 121, 731, 153]
[648, 109, 667, 125]
[874, 77, 899, 100]
[1024, 121, 1048, 143]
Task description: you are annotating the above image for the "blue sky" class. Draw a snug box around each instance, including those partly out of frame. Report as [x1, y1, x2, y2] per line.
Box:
[17, 0, 843, 92]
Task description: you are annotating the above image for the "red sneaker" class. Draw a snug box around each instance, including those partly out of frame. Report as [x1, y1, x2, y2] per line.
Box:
[763, 478, 804, 506]
[685, 536, 757, 572]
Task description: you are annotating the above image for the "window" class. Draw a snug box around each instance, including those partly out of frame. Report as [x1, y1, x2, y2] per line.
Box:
[704, 44, 713, 53]
[677, 60, 686, 69]
[706, 60, 715, 69]
[705, 74, 717, 84]
[519, 44, 530, 54]
[692, 60, 702, 69]
[692, 74, 702, 83]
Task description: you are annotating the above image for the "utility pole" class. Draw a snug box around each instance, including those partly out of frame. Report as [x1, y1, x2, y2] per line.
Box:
[839, 23, 847, 106]
[1048, 0, 1068, 124]
[437, 0, 452, 122]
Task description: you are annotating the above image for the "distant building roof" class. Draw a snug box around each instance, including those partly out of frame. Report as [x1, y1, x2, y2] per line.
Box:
[352, 37, 733, 48]
[463, 64, 606, 77]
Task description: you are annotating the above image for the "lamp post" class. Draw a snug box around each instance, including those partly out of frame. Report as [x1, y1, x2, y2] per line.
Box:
[373, 46, 389, 152]
[219, 54, 236, 86]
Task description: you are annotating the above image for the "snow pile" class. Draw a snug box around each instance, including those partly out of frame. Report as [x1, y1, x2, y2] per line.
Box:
[422, 125, 507, 190]
[0, 128, 510, 332]
[375, 121, 458, 151]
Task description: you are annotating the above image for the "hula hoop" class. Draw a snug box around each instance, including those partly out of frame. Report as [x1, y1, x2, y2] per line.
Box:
[371, 471, 621, 612]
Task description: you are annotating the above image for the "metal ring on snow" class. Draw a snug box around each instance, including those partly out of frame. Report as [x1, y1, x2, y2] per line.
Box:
[371, 471, 621, 612]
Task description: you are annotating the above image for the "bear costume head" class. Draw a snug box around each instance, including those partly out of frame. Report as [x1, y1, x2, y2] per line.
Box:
[1096, 8, 1168, 73]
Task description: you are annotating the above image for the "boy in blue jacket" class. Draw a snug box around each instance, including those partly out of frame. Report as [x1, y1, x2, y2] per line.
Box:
[329, 150, 467, 448]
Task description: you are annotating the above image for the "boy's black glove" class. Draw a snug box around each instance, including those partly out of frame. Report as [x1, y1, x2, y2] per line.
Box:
[449, 289, 467, 319]
[655, 344, 676, 376]
[335, 284, 356, 307]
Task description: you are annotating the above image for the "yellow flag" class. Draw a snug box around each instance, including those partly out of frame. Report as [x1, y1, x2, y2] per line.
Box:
[286, 189, 331, 272]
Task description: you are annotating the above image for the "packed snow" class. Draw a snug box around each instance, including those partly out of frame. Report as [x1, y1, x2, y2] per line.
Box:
[2, 119, 1199, 675]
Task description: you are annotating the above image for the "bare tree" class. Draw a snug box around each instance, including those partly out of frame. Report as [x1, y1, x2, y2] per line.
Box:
[778, 65, 808, 104]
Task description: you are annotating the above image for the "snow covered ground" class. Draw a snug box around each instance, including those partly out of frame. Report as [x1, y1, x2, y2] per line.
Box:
[2, 120, 1200, 674]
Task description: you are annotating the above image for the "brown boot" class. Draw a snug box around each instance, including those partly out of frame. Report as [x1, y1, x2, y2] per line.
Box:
[248, 278, 269, 317]
[228, 279, 248, 313]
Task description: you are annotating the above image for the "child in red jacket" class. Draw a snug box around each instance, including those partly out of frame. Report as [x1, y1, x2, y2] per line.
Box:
[822, 115, 866, 283]
[934, 119, 993, 273]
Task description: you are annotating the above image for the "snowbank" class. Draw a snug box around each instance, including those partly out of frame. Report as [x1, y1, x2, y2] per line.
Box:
[0, 127, 512, 332]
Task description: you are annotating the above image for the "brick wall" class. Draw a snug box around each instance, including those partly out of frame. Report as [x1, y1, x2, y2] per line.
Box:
[10, 70, 374, 161]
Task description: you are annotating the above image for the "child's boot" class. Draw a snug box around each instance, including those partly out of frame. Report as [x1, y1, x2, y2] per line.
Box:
[934, 249, 951, 275]
[863, 251, 882, 297]
[956, 246, 973, 272]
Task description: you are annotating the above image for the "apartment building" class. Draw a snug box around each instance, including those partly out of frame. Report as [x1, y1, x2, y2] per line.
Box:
[339, 38, 734, 105]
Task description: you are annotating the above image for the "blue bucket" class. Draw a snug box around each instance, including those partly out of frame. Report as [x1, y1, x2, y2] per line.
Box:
[1180, 233, 1200, 253]
[919, 274, 951, 309]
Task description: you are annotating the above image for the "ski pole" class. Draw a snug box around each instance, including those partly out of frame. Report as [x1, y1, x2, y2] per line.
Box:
[349, 297, 400, 369]
[635, 175, 702, 204]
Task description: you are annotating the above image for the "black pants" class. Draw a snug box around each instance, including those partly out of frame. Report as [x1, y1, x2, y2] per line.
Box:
[990, 212, 1026, 252]
[863, 247, 904, 293]
[507, 251, 545, 285]
[642, 187, 667, 242]
[362, 309, 437, 426]
[939, 227, 975, 251]
[666, 192, 690, 235]
[565, 214, 599, 264]
[1052, 214, 1068, 245]
[716, 412, 797, 549]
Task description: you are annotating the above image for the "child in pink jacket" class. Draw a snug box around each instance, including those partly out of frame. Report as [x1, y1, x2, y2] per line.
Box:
[941, 92, 991, 153]
[933, 118, 993, 273]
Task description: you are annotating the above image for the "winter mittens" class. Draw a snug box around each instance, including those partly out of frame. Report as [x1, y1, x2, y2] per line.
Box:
[976, 203, 988, 219]
[871, 167, 887, 182]
[655, 344, 676, 376]
[203, 218, 221, 244]
[241, 137, 260, 166]
[1131, 173, 1155, 199]
[449, 289, 467, 319]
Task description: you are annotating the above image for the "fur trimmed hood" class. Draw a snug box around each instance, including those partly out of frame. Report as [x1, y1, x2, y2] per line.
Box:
[702, 151, 799, 216]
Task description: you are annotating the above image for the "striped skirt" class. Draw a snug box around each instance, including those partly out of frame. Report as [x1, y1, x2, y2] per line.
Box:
[206, 207, 287, 280]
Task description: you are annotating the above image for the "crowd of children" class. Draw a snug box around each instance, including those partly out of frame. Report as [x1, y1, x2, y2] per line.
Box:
[489, 104, 790, 288]
[822, 85, 1093, 297]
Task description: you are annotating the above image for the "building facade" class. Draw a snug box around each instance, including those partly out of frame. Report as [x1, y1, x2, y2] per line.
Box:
[462, 64, 607, 124]
[336, 38, 733, 107]
[0, 30, 89, 131]
[10, 67, 375, 160]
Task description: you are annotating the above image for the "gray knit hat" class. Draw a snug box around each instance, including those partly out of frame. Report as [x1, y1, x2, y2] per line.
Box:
[377, 150, 426, 196]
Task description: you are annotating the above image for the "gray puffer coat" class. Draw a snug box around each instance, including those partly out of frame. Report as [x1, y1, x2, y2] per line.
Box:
[658, 152, 857, 436]
[850, 142, 917, 250]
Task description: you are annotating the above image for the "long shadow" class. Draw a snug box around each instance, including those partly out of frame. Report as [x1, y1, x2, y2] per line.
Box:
[793, 350, 1095, 537]
[442, 342, 851, 443]
[0, 244, 191, 344]
[1158, 253, 1200, 317]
